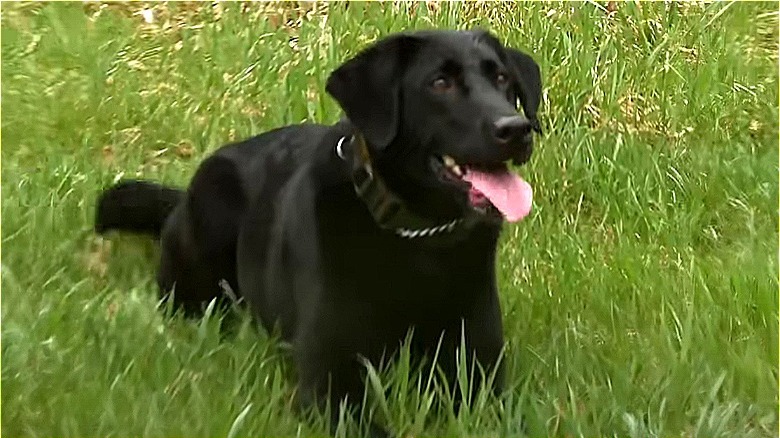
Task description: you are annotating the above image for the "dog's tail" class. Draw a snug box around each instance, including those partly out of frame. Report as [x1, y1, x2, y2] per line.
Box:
[95, 180, 184, 238]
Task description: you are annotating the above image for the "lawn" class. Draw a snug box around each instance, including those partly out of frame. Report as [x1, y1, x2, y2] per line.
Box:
[1, 2, 778, 437]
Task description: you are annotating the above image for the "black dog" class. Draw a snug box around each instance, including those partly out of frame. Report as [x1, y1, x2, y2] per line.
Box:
[96, 29, 542, 434]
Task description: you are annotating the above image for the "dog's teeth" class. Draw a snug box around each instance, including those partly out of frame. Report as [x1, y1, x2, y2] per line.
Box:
[441, 155, 464, 177]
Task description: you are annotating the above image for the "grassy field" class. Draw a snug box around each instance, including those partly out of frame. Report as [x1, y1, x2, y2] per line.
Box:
[2, 2, 778, 437]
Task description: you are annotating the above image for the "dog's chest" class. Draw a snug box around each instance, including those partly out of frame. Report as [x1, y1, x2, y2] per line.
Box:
[326, 241, 493, 307]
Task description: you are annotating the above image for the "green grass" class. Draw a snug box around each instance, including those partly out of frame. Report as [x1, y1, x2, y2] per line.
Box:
[2, 2, 778, 437]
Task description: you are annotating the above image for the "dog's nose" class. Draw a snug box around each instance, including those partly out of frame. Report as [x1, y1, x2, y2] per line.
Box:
[493, 116, 532, 145]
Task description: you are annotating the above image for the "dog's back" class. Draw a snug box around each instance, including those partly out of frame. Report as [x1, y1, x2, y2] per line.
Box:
[94, 123, 344, 315]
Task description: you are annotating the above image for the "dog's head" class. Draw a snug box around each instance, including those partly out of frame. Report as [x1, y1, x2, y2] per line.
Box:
[326, 29, 542, 228]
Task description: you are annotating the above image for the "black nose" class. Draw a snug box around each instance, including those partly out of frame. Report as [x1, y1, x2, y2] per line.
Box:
[493, 116, 532, 145]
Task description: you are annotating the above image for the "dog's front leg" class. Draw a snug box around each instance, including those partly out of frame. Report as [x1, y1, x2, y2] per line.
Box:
[436, 289, 506, 410]
[463, 287, 506, 397]
[294, 338, 389, 438]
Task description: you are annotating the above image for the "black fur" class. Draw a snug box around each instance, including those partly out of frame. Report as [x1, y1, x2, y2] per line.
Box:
[95, 180, 183, 237]
[95, 29, 543, 435]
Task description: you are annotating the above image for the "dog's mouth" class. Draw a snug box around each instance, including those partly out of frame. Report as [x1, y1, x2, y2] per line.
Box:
[431, 155, 532, 222]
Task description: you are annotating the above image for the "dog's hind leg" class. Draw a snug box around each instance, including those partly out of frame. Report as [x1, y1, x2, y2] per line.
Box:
[156, 155, 248, 316]
[156, 205, 224, 316]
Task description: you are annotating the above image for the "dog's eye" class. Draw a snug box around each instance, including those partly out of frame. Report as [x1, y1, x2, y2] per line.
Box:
[496, 72, 509, 86]
[431, 76, 454, 92]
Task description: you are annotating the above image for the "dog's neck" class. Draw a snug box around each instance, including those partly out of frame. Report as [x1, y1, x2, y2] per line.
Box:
[335, 133, 464, 239]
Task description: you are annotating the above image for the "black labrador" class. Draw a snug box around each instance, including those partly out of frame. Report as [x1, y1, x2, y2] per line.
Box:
[96, 29, 542, 434]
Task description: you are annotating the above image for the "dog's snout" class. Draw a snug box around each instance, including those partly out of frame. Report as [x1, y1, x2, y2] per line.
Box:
[493, 116, 532, 145]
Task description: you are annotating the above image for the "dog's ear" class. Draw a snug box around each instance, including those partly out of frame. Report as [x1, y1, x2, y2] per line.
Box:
[326, 35, 421, 149]
[503, 48, 543, 133]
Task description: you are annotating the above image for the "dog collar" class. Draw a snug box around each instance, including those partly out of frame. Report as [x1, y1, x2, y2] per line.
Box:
[336, 135, 462, 238]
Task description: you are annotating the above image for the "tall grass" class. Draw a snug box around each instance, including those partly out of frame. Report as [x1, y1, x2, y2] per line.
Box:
[2, 2, 777, 436]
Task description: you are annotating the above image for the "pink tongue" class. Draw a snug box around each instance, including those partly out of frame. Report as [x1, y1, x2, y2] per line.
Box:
[463, 167, 532, 222]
